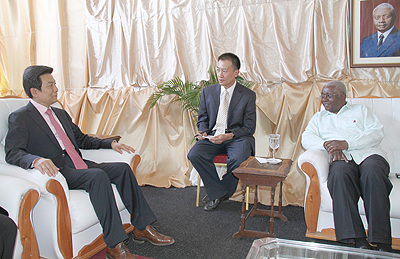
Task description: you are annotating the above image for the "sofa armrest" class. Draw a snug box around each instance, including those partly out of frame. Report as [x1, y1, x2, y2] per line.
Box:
[0, 175, 40, 259]
[298, 149, 330, 233]
[0, 162, 70, 201]
[81, 150, 141, 175]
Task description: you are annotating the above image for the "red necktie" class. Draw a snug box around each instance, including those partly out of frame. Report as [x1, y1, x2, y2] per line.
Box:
[45, 108, 88, 169]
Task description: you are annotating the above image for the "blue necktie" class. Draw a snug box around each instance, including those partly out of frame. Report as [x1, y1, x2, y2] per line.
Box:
[378, 34, 384, 49]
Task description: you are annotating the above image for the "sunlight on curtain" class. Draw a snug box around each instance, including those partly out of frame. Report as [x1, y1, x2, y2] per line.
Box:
[1, 0, 400, 206]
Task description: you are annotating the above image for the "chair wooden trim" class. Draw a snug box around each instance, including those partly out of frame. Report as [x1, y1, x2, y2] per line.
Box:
[18, 189, 40, 259]
[46, 179, 73, 259]
[301, 162, 320, 233]
[44, 154, 141, 259]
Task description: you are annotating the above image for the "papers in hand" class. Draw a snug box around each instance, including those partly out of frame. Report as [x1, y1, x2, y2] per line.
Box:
[203, 135, 214, 139]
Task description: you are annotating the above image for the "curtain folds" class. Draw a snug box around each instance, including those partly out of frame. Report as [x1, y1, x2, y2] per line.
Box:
[1, 0, 400, 206]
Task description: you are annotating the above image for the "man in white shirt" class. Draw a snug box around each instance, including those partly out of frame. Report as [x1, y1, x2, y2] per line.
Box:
[301, 80, 392, 252]
[360, 3, 400, 57]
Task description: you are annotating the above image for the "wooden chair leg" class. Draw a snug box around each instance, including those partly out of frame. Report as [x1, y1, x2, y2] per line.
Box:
[196, 174, 201, 207]
[246, 186, 249, 210]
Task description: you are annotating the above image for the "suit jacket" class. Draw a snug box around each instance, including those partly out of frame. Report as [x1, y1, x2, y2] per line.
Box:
[197, 82, 256, 153]
[360, 27, 400, 57]
[0, 206, 8, 216]
[5, 102, 113, 170]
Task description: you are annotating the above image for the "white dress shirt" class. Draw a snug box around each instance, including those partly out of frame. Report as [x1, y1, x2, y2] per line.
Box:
[212, 81, 236, 133]
[301, 103, 387, 164]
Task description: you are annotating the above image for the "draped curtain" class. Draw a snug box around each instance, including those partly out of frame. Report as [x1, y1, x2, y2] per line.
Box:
[1, 0, 399, 206]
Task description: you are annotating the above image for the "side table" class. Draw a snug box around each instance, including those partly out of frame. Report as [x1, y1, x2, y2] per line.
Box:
[232, 156, 292, 239]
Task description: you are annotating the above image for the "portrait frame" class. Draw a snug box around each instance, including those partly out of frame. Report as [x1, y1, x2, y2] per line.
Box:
[350, 0, 400, 67]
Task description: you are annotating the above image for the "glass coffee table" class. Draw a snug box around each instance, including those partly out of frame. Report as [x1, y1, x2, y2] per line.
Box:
[246, 238, 400, 259]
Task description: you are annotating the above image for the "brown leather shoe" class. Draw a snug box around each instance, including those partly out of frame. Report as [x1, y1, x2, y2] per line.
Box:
[106, 242, 137, 259]
[132, 225, 175, 246]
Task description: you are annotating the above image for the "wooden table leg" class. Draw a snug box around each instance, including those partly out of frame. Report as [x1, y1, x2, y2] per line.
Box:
[232, 184, 247, 238]
[278, 181, 288, 221]
[269, 186, 276, 235]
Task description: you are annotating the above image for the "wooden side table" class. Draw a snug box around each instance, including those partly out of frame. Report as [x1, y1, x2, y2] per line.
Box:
[232, 156, 292, 239]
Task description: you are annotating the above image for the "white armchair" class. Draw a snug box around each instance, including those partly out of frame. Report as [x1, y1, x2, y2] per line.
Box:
[0, 98, 141, 258]
[298, 97, 400, 250]
[0, 175, 40, 259]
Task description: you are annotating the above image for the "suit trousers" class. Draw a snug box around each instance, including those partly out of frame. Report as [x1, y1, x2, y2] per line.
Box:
[61, 161, 156, 248]
[327, 154, 392, 245]
[187, 138, 252, 200]
[0, 214, 17, 259]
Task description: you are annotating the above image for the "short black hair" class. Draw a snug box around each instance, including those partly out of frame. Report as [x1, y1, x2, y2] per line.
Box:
[23, 65, 53, 98]
[218, 53, 241, 71]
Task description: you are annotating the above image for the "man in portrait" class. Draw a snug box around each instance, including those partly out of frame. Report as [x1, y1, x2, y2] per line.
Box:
[360, 3, 400, 58]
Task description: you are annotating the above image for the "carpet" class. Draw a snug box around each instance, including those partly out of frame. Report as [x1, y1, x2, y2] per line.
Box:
[90, 249, 152, 259]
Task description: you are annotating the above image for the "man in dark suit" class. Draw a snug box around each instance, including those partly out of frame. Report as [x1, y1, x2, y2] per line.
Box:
[5, 66, 174, 259]
[360, 3, 400, 57]
[187, 53, 256, 211]
[0, 206, 17, 259]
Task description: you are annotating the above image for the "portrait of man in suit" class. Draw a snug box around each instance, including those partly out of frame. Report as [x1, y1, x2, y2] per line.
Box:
[187, 53, 256, 211]
[360, 3, 400, 58]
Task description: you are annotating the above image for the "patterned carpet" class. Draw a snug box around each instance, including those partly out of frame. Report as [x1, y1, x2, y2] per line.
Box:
[90, 249, 152, 259]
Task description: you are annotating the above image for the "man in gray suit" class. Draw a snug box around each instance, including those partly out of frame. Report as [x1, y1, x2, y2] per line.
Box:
[187, 53, 256, 211]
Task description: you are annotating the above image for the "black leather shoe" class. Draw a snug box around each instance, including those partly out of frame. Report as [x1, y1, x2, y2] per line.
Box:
[203, 192, 229, 211]
[202, 195, 209, 204]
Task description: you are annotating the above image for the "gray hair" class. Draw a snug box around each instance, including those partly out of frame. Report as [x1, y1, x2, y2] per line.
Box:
[324, 80, 347, 95]
[373, 3, 396, 17]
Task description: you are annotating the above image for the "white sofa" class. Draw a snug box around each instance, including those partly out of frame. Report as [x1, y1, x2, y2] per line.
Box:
[0, 175, 40, 259]
[0, 98, 141, 258]
[298, 97, 400, 250]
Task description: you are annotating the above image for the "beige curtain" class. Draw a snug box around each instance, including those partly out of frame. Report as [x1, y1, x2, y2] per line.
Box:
[1, 0, 399, 206]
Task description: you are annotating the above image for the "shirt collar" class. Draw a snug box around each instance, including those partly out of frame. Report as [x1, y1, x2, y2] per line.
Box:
[30, 99, 51, 115]
[323, 102, 350, 115]
[220, 80, 236, 96]
[378, 25, 395, 40]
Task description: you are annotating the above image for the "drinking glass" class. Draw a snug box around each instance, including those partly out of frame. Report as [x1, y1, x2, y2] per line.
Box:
[269, 134, 280, 160]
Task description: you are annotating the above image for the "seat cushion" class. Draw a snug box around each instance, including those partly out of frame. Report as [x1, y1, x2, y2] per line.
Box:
[68, 184, 126, 234]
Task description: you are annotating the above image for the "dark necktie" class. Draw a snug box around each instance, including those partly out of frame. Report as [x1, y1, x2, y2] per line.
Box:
[378, 34, 384, 49]
[45, 108, 88, 169]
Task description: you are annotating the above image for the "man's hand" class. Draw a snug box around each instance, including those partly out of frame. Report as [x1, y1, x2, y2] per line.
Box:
[195, 131, 207, 140]
[33, 158, 59, 177]
[209, 133, 233, 145]
[111, 141, 135, 154]
[323, 140, 348, 153]
[328, 150, 349, 165]
[323, 140, 349, 164]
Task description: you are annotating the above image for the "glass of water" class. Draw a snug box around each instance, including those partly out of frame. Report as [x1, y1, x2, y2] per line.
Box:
[269, 134, 280, 161]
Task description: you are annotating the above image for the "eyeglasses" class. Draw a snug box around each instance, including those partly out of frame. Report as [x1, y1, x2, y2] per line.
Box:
[321, 93, 343, 100]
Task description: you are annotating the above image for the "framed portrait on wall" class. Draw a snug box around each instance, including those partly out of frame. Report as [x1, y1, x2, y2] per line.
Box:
[350, 0, 400, 67]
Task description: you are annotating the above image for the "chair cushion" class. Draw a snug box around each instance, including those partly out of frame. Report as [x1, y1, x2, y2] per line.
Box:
[68, 184, 126, 234]
[213, 154, 228, 164]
